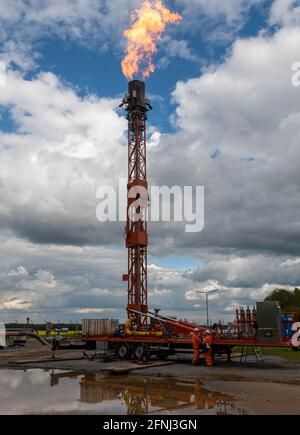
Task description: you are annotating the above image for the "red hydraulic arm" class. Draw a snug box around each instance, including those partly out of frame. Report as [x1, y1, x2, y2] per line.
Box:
[129, 308, 206, 336]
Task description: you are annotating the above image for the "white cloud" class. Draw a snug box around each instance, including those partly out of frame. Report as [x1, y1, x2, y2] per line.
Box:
[250, 283, 297, 299]
[0, 70, 127, 246]
[175, 0, 261, 43]
[148, 131, 162, 149]
[193, 255, 300, 289]
[0, 0, 267, 71]
[74, 308, 118, 314]
[185, 280, 226, 301]
[21, 269, 71, 292]
[179, 0, 260, 24]
[161, 26, 300, 258]
[158, 36, 199, 70]
[281, 258, 300, 267]
[153, 288, 173, 296]
[0, 298, 32, 310]
[269, 0, 300, 26]
[7, 266, 29, 278]
[0, 0, 143, 68]
[0, 234, 129, 321]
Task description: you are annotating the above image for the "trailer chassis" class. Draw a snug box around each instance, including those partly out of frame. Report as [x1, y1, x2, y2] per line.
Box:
[85, 336, 292, 361]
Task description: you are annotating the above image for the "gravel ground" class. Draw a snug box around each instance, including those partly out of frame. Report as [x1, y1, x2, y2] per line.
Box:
[1, 345, 300, 415]
[131, 357, 300, 415]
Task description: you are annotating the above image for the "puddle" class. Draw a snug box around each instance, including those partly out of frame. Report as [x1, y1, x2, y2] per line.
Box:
[0, 369, 246, 415]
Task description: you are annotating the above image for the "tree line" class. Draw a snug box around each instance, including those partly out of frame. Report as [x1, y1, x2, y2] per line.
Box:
[265, 288, 300, 315]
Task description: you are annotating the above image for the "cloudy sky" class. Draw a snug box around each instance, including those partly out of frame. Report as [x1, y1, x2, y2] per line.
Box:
[0, 0, 300, 324]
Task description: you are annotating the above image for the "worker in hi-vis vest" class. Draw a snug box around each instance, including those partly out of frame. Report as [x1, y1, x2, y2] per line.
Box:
[191, 329, 201, 365]
[203, 330, 214, 367]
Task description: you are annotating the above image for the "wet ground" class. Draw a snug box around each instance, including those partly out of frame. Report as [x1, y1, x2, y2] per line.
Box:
[0, 369, 245, 415]
[1, 343, 300, 415]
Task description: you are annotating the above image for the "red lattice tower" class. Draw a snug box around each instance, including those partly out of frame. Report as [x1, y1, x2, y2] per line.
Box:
[121, 81, 152, 328]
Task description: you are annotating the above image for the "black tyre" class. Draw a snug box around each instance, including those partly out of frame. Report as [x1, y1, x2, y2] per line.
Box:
[116, 343, 131, 359]
[132, 344, 145, 360]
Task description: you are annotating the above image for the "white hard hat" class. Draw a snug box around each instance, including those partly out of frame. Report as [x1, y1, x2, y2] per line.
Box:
[194, 328, 199, 332]
[205, 330, 210, 334]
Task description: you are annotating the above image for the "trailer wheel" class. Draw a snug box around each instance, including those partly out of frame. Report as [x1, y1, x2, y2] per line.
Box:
[132, 344, 146, 360]
[116, 343, 131, 359]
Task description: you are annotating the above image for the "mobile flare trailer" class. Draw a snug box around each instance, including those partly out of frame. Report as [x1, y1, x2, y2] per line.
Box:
[84, 81, 294, 361]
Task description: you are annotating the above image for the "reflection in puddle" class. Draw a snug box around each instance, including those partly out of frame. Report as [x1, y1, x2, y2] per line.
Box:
[79, 374, 245, 415]
[0, 369, 246, 415]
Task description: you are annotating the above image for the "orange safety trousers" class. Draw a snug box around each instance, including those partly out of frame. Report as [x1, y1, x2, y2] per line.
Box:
[205, 352, 213, 367]
[204, 336, 214, 367]
[192, 334, 200, 365]
[192, 349, 200, 365]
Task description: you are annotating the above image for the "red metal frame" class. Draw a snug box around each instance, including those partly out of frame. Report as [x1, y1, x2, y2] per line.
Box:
[123, 98, 149, 328]
[86, 335, 292, 348]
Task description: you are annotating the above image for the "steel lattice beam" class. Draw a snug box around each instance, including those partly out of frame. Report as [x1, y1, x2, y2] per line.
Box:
[121, 81, 151, 328]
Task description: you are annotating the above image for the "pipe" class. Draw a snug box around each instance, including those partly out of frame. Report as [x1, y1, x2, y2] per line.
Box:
[5, 330, 49, 346]
[125, 319, 163, 338]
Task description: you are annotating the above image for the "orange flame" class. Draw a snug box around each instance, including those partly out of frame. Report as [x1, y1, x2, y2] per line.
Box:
[122, 0, 182, 81]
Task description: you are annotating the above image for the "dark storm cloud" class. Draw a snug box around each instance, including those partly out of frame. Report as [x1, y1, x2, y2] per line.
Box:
[7, 217, 122, 246]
